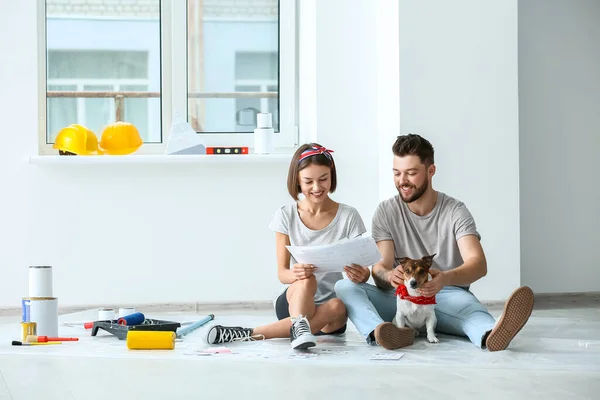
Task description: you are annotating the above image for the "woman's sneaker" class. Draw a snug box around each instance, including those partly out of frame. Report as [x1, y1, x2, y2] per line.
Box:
[206, 325, 262, 344]
[290, 315, 317, 349]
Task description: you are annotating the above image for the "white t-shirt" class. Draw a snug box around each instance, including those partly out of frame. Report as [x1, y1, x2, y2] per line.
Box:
[269, 202, 367, 304]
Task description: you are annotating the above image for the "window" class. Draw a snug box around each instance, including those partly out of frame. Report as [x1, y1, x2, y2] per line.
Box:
[47, 50, 156, 142]
[234, 52, 279, 132]
[38, 0, 298, 156]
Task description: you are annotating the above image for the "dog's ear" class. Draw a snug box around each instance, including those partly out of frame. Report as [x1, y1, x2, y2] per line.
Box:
[398, 257, 410, 266]
[421, 254, 436, 268]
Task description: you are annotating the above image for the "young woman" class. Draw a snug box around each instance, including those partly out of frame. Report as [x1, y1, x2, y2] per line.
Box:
[206, 143, 370, 349]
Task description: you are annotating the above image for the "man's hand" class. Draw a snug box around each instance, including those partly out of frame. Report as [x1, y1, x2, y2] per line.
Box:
[292, 263, 316, 280]
[344, 264, 370, 284]
[418, 269, 447, 297]
[389, 265, 405, 288]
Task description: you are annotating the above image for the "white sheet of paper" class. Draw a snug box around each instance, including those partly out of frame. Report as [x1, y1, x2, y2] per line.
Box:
[285, 235, 382, 273]
[369, 353, 404, 360]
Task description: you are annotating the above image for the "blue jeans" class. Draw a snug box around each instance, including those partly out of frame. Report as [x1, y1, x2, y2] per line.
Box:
[334, 280, 496, 348]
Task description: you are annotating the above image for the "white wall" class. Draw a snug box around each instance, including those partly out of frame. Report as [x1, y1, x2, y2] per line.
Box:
[519, 0, 600, 293]
[315, 0, 380, 234]
[0, 2, 288, 308]
[0, 0, 527, 309]
[398, 0, 521, 299]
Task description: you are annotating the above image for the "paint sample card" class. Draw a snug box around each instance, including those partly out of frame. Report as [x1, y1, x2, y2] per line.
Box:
[319, 348, 349, 355]
[288, 352, 318, 359]
[369, 353, 404, 360]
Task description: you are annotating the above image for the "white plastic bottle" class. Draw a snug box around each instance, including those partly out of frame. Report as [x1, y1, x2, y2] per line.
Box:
[254, 113, 274, 154]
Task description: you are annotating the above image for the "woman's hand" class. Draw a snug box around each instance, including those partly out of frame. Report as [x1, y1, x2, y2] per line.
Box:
[344, 264, 371, 283]
[292, 263, 317, 280]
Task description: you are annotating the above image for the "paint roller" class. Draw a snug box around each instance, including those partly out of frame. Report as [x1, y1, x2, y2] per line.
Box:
[125, 313, 213, 350]
[176, 314, 215, 339]
[126, 331, 176, 350]
[82, 312, 146, 329]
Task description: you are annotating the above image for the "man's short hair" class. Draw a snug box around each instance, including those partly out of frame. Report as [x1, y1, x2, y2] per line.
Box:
[392, 134, 435, 166]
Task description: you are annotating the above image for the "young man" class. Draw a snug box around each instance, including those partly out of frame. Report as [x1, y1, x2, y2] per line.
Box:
[335, 134, 534, 351]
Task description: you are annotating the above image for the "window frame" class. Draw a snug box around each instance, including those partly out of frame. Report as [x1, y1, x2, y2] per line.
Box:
[37, 0, 299, 156]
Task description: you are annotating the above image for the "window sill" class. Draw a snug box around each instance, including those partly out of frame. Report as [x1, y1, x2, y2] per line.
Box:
[29, 153, 293, 165]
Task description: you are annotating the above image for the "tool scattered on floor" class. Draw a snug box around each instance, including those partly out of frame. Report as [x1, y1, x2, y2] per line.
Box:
[26, 335, 78, 343]
[176, 314, 214, 339]
[91, 315, 181, 340]
[117, 312, 145, 326]
[12, 340, 62, 346]
[63, 320, 194, 329]
[126, 331, 176, 350]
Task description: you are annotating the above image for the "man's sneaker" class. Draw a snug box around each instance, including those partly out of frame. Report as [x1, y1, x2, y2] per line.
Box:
[486, 286, 534, 351]
[206, 325, 262, 344]
[290, 315, 317, 349]
[374, 322, 415, 350]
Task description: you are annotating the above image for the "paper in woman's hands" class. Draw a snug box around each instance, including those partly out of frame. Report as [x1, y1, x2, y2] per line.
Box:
[286, 236, 382, 273]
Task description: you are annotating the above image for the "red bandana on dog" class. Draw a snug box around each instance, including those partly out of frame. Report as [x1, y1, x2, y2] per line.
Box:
[395, 284, 437, 305]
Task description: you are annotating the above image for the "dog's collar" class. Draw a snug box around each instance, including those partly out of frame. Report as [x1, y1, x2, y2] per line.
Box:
[395, 284, 437, 305]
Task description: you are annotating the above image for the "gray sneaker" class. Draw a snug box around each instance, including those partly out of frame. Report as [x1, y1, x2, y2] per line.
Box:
[290, 315, 317, 349]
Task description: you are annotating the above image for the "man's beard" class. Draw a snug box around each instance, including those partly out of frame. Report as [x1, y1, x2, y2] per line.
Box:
[397, 181, 428, 203]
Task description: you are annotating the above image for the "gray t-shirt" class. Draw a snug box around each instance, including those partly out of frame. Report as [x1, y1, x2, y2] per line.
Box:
[372, 191, 480, 289]
[269, 202, 367, 304]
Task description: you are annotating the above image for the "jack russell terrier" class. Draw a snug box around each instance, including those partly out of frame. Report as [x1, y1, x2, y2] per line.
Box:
[393, 254, 439, 343]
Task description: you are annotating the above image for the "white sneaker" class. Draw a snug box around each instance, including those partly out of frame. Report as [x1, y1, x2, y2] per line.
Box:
[290, 315, 317, 349]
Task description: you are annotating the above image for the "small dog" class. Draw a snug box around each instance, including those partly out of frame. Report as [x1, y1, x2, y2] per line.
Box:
[393, 254, 439, 343]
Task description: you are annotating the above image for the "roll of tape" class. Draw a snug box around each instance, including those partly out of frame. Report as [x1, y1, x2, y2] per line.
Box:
[126, 331, 176, 350]
[29, 297, 58, 337]
[29, 266, 53, 298]
[118, 307, 136, 318]
[98, 308, 115, 321]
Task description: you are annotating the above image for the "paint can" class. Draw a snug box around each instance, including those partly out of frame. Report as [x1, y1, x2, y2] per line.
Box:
[20, 322, 37, 342]
[118, 307, 136, 318]
[29, 266, 53, 298]
[126, 331, 176, 350]
[98, 308, 115, 321]
[21, 298, 31, 322]
[29, 297, 58, 337]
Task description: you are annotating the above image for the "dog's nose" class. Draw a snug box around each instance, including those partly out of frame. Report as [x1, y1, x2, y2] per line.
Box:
[409, 279, 418, 288]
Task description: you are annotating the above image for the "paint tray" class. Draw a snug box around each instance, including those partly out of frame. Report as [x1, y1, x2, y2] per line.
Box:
[91, 319, 181, 340]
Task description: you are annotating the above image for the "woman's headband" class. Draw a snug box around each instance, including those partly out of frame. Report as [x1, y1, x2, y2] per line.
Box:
[298, 146, 334, 164]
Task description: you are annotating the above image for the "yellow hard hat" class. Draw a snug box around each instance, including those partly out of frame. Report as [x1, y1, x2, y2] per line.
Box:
[99, 122, 143, 155]
[53, 124, 100, 155]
